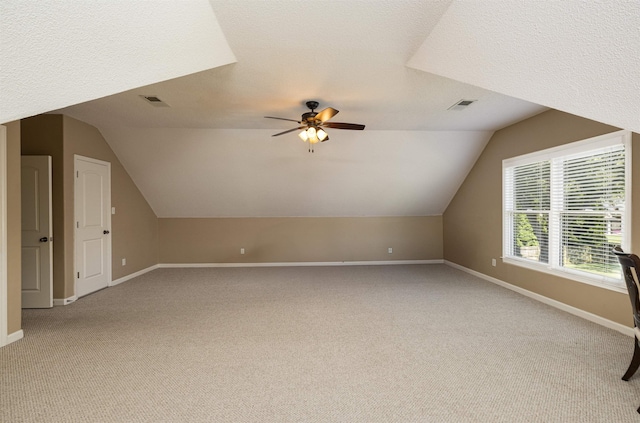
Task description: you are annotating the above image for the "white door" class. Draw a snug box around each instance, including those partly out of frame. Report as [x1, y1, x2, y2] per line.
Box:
[21, 156, 53, 308]
[75, 156, 111, 298]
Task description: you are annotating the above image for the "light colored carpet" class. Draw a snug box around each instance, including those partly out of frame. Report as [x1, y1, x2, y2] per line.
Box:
[1, 264, 639, 422]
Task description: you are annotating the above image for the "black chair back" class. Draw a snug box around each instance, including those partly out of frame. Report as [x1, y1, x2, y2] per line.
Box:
[613, 246, 640, 332]
[613, 247, 640, 412]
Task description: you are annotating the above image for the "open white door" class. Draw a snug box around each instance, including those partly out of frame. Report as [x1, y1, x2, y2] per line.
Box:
[75, 155, 111, 298]
[21, 156, 53, 308]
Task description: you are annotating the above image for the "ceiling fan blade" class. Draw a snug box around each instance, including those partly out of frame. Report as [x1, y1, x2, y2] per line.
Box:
[322, 122, 365, 130]
[272, 126, 306, 137]
[265, 116, 302, 123]
[314, 107, 339, 123]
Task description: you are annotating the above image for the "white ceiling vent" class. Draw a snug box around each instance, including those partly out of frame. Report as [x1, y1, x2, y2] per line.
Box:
[448, 99, 476, 111]
[140, 95, 170, 107]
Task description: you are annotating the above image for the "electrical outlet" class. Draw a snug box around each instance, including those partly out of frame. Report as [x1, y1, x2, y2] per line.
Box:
[492, 258, 496, 267]
[122, 258, 126, 266]
[240, 248, 245, 255]
[388, 247, 393, 254]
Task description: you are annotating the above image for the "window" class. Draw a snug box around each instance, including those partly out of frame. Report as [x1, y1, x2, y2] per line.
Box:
[503, 130, 631, 290]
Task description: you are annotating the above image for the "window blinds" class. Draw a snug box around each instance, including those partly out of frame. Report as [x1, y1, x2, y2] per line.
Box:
[556, 145, 626, 280]
[503, 131, 630, 288]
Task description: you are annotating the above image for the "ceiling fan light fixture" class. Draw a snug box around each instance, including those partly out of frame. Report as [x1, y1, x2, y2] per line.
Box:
[317, 128, 328, 141]
[265, 101, 365, 152]
[307, 127, 319, 144]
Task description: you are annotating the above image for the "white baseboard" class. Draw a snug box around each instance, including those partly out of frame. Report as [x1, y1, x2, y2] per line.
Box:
[158, 260, 443, 268]
[444, 260, 634, 338]
[53, 296, 77, 306]
[52, 265, 158, 306]
[111, 264, 160, 287]
[7, 329, 23, 345]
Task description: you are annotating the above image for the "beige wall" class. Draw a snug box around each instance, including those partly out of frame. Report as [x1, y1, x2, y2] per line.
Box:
[21, 115, 159, 299]
[443, 109, 638, 326]
[63, 116, 159, 290]
[160, 216, 442, 263]
[6, 121, 22, 334]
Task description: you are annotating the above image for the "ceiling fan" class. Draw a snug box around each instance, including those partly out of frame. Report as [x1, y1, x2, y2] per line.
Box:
[265, 101, 365, 152]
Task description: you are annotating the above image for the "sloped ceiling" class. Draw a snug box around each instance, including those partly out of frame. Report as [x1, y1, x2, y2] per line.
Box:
[54, 0, 545, 218]
[408, 0, 640, 133]
[100, 127, 493, 217]
[0, 0, 235, 123]
[8, 1, 637, 218]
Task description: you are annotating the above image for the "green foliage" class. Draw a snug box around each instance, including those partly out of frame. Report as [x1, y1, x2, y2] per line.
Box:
[515, 213, 539, 247]
[563, 214, 608, 265]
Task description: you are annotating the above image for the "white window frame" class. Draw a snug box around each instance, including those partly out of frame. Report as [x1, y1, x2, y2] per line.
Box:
[502, 130, 632, 293]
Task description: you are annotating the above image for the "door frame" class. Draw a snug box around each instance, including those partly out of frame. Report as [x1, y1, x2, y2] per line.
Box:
[73, 154, 112, 297]
[0, 126, 8, 347]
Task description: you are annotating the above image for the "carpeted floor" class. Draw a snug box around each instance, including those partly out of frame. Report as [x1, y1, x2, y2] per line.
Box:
[1, 264, 639, 422]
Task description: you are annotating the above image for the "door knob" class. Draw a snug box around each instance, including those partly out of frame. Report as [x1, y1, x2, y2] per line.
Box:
[39, 237, 48, 242]
[103, 230, 110, 235]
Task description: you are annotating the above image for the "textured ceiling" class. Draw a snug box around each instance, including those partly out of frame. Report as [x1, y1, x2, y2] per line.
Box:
[0, 0, 235, 123]
[58, 0, 544, 132]
[408, 0, 640, 133]
[13, 1, 636, 218]
[49, 1, 545, 218]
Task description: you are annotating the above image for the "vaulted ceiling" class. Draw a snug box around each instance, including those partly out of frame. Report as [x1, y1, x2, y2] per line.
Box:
[2, 1, 638, 218]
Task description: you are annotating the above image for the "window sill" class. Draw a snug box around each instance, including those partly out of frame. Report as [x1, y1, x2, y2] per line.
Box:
[502, 256, 628, 294]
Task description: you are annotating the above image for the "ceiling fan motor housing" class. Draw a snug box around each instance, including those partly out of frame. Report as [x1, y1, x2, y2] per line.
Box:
[303, 101, 320, 123]
[265, 100, 364, 142]
[302, 111, 318, 123]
